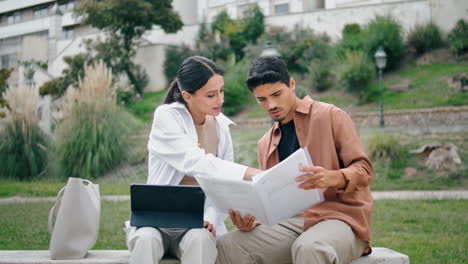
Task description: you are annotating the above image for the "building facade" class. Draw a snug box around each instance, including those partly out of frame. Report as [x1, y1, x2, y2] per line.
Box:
[0, 0, 467, 91]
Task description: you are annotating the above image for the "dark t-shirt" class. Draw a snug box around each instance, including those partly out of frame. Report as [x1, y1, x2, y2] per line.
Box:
[278, 120, 300, 162]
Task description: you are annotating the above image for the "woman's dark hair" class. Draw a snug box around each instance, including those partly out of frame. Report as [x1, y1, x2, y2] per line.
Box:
[164, 56, 223, 104]
[245, 57, 290, 92]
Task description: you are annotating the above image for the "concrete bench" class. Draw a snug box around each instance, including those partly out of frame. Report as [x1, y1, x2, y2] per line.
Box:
[0, 248, 409, 263]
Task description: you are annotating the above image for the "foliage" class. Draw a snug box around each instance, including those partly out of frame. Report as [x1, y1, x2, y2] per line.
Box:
[75, 0, 183, 96]
[54, 61, 140, 179]
[407, 23, 444, 55]
[336, 50, 376, 103]
[447, 19, 468, 56]
[0, 85, 49, 180]
[363, 15, 405, 70]
[244, 25, 330, 74]
[222, 61, 253, 116]
[164, 45, 195, 83]
[342, 23, 361, 37]
[38, 77, 68, 98]
[62, 52, 93, 89]
[366, 133, 403, 160]
[210, 6, 264, 61]
[307, 60, 332, 92]
[0, 68, 13, 96]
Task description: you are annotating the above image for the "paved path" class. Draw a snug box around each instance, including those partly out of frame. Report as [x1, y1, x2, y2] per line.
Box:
[0, 190, 467, 204]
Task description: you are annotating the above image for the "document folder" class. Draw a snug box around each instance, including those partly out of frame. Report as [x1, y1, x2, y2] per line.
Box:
[130, 184, 205, 228]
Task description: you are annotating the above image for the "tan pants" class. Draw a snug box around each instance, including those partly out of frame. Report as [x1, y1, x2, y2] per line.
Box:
[217, 217, 367, 264]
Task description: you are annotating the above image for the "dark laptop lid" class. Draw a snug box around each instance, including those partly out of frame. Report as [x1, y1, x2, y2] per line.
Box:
[130, 184, 205, 229]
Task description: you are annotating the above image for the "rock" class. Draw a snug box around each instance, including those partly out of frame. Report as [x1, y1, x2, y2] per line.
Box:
[447, 73, 468, 92]
[411, 143, 462, 170]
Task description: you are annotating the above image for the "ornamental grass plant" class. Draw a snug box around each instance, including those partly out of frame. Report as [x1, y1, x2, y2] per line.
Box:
[54, 61, 140, 179]
[0, 84, 50, 180]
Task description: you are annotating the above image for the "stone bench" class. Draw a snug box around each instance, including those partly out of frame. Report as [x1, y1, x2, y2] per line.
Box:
[0, 248, 409, 263]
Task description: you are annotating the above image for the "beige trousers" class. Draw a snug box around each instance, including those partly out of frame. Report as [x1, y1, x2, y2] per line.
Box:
[125, 222, 217, 264]
[217, 217, 367, 264]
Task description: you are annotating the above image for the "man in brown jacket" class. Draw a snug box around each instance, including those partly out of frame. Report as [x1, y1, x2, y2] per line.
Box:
[217, 57, 373, 264]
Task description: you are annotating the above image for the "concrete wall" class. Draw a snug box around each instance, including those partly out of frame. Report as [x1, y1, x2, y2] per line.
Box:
[21, 35, 48, 61]
[430, 0, 468, 33]
[265, 0, 432, 41]
[134, 44, 167, 91]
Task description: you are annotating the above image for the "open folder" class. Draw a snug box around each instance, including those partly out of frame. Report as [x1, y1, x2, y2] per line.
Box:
[196, 147, 324, 225]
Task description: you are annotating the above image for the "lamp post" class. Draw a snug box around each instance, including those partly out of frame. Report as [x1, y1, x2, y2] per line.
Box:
[259, 40, 281, 58]
[374, 46, 387, 127]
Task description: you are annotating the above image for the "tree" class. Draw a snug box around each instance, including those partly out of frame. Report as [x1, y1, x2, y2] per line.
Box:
[75, 0, 183, 96]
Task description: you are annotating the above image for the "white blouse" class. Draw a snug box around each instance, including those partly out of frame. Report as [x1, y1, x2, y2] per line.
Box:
[147, 102, 248, 236]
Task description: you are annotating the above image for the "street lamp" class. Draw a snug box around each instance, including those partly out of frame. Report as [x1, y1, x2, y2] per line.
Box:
[259, 40, 281, 58]
[374, 46, 387, 127]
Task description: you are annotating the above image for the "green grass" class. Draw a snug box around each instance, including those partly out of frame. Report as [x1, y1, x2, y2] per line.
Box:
[366, 62, 468, 110]
[1, 200, 466, 263]
[127, 90, 167, 122]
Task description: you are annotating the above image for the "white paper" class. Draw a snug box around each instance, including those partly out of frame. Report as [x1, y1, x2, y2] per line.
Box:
[196, 147, 324, 225]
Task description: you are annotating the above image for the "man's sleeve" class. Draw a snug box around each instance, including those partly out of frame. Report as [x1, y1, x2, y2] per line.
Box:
[331, 108, 373, 192]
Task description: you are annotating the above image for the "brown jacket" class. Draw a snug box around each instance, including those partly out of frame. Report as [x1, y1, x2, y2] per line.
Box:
[257, 96, 373, 254]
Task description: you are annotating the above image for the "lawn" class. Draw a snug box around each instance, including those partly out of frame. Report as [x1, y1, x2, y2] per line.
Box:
[0, 200, 466, 263]
[126, 90, 167, 122]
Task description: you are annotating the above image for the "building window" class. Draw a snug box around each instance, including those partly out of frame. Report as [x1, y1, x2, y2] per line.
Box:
[238, 4, 256, 18]
[64, 27, 75, 40]
[59, 0, 75, 12]
[1, 54, 17, 69]
[7, 13, 21, 24]
[34, 7, 49, 18]
[274, 3, 289, 15]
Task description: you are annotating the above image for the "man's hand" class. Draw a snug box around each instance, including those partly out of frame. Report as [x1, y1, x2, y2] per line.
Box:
[296, 166, 346, 190]
[204, 221, 216, 237]
[243, 168, 262, 181]
[229, 209, 257, 231]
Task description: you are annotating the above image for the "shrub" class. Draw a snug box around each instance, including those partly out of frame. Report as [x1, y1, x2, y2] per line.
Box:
[366, 133, 403, 160]
[336, 51, 376, 103]
[164, 45, 195, 83]
[447, 19, 468, 56]
[363, 15, 405, 70]
[222, 61, 253, 116]
[0, 85, 50, 180]
[0, 68, 13, 96]
[39, 77, 68, 97]
[342, 23, 362, 37]
[407, 23, 444, 55]
[54, 61, 139, 179]
[307, 60, 332, 92]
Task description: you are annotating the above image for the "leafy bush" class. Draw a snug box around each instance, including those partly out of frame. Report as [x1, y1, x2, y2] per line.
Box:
[54, 61, 140, 179]
[336, 51, 376, 103]
[222, 61, 253, 116]
[39, 77, 68, 97]
[342, 23, 362, 37]
[164, 45, 195, 83]
[407, 23, 444, 55]
[447, 19, 468, 56]
[0, 68, 13, 96]
[363, 15, 405, 70]
[0, 85, 50, 180]
[307, 60, 332, 92]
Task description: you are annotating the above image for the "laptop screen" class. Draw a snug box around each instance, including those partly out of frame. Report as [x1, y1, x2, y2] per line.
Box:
[130, 184, 205, 228]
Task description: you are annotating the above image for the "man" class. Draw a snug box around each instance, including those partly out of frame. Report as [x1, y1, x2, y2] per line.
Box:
[217, 57, 373, 264]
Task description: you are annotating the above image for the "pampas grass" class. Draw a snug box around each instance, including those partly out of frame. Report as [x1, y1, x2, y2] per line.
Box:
[0, 85, 50, 179]
[54, 60, 140, 179]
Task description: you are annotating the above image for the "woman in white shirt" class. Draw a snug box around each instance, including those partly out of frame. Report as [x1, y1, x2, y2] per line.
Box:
[125, 56, 259, 264]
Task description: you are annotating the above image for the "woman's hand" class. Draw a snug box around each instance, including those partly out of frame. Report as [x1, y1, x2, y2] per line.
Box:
[229, 209, 257, 232]
[243, 168, 262, 181]
[203, 221, 216, 237]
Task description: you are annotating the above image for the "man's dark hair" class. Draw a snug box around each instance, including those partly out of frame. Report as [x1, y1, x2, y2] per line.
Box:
[245, 57, 290, 92]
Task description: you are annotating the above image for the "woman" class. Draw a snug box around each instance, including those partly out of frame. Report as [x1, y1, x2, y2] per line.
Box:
[125, 56, 259, 264]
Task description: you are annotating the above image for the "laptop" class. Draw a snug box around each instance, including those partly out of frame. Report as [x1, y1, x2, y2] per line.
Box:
[130, 184, 206, 228]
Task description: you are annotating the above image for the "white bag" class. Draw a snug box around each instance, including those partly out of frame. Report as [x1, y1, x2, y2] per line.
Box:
[48, 177, 101, 259]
